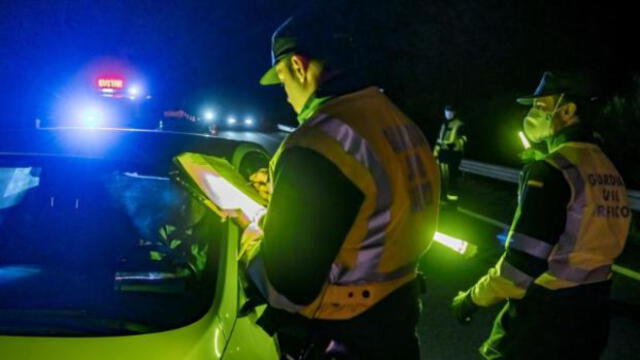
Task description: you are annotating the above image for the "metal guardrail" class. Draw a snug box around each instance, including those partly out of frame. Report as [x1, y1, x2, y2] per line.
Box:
[460, 159, 640, 211]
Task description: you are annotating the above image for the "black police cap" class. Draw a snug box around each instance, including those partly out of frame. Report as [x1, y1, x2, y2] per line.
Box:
[517, 71, 595, 105]
[260, 9, 354, 86]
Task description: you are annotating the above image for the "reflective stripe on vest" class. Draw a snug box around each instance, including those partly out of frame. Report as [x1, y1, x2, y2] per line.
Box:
[548, 262, 612, 284]
[307, 114, 407, 284]
[545, 152, 602, 284]
[262, 87, 439, 319]
[499, 259, 534, 289]
[437, 119, 463, 145]
[546, 152, 587, 259]
[508, 232, 554, 260]
[538, 144, 630, 287]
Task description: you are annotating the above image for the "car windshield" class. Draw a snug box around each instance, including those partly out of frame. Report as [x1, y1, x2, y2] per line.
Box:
[0, 155, 223, 336]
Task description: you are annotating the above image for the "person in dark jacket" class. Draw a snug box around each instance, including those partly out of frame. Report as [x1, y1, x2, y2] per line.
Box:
[434, 105, 467, 203]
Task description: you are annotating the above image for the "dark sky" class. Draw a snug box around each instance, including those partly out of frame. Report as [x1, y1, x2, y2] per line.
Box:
[1, 0, 638, 165]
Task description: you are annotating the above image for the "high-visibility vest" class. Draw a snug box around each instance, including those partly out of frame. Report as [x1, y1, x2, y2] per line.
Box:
[436, 118, 465, 151]
[266, 87, 440, 320]
[532, 142, 631, 289]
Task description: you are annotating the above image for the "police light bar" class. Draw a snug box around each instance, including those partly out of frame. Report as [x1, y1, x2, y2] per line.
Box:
[97, 77, 125, 90]
[433, 232, 477, 258]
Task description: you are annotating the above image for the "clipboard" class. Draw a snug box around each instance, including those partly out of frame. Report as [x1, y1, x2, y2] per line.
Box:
[172, 152, 267, 224]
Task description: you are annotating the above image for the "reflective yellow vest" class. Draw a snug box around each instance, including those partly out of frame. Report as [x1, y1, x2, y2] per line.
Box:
[534, 142, 631, 289]
[266, 87, 440, 320]
[436, 118, 465, 152]
[471, 141, 631, 307]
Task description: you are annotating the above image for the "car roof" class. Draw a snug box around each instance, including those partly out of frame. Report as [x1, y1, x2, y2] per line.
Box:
[0, 127, 268, 170]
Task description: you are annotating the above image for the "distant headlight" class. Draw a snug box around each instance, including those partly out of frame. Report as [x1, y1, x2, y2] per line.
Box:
[204, 111, 216, 122]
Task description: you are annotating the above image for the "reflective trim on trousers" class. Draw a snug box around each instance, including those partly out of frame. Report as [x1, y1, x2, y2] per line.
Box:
[548, 263, 612, 284]
[508, 232, 554, 260]
[309, 114, 394, 284]
[499, 260, 534, 289]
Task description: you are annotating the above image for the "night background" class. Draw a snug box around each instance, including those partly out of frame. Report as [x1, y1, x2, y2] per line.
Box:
[0, 0, 638, 184]
[1, 2, 640, 358]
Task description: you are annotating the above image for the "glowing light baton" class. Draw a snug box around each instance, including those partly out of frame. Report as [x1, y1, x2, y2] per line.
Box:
[433, 232, 477, 258]
[518, 131, 531, 149]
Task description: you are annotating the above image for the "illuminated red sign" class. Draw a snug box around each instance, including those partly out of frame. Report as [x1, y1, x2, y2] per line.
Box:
[97, 78, 124, 89]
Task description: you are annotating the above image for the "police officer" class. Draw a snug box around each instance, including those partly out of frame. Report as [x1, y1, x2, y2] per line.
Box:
[451, 71, 631, 359]
[242, 10, 440, 360]
[434, 105, 467, 202]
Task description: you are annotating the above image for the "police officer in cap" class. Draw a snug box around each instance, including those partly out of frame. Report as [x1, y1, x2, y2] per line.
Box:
[241, 7, 439, 360]
[434, 104, 467, 203]
[451, 71, 631, 359]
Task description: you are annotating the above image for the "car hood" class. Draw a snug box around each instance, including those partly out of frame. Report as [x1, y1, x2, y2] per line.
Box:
[0, 312, 227, 360]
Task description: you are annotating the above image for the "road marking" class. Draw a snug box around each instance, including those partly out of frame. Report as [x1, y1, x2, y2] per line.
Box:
[456, 206, 640, 282]
[457, 206, 509, 230]
[612, 264, 640, 282]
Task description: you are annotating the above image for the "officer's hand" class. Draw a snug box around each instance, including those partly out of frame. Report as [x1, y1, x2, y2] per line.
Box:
[249, 168, 271, 202]
[451, 290, 479, 325]
[239, 221, 264, 265]
[518, 148, 546, 163]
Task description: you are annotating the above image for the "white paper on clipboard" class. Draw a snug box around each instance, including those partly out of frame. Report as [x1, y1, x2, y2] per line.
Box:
[174, 152, 266, 223]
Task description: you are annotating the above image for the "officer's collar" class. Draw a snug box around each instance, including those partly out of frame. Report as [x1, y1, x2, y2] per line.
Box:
[297, 71, 370, 124]
[548, 124, 594, 151]
[296, 93, 333, 124]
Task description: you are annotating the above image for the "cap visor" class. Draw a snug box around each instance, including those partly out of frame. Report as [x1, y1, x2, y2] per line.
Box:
[259, 66, 281, 86]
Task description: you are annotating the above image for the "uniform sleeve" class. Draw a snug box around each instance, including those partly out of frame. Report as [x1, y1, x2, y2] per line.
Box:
[259, 146, 364, 306]
[471, 160, 571, 307]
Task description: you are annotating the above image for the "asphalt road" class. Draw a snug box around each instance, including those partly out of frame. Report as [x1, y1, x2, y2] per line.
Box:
[416, 175, 640, 359]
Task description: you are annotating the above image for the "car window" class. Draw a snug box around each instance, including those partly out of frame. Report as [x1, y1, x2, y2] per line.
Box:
[0, 155, 223, 336]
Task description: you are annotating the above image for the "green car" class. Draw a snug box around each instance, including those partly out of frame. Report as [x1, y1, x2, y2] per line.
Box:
[0, 127, 280, 359]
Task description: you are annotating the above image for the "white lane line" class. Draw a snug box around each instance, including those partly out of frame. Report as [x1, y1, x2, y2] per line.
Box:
[612, 264, 640, 282]
[456, 206, 640, 282]
[457, 206, 509, 230]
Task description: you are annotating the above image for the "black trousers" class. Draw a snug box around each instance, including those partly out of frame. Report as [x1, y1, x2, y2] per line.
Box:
[481, 281, 611, 360]
[257, 279, 423, 360]
[437, 149, 463, 199]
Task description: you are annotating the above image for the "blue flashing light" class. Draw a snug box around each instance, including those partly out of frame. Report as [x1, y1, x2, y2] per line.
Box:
[244, 117, 254, 126]
[80, 107, 104, 128]
[128, 86, 140, 96]
[227, 116, 237, 125]
[0, 265, 41, 285]
[496, 230, 509, 246]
